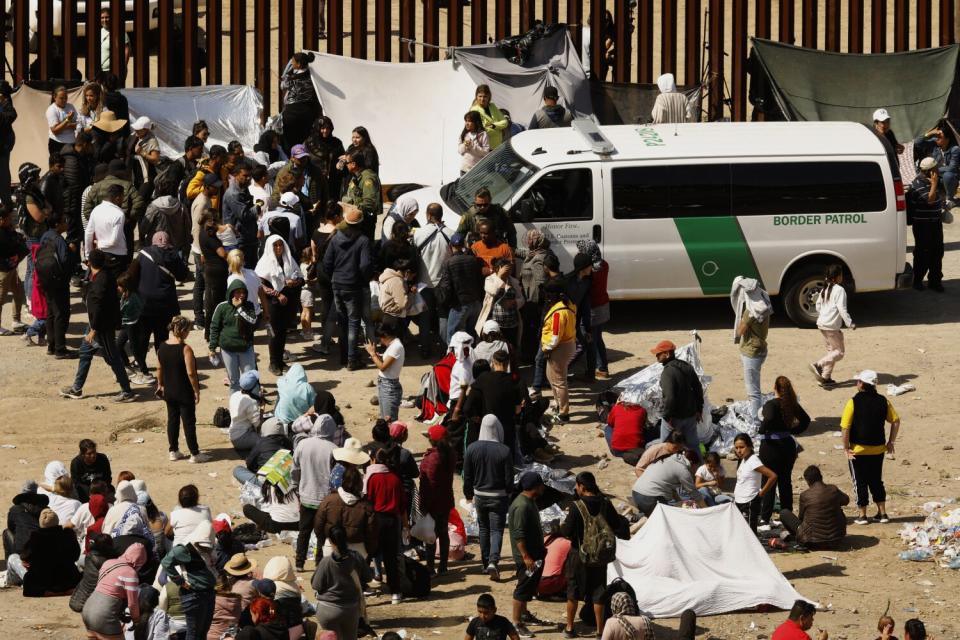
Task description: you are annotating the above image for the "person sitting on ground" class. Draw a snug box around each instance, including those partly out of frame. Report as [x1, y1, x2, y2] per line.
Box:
[81, 543, 147, 639]
[233, 418, 292, 486]
[69, 532, 117, 613]
[537, 523, 571, 599]
[242, 452, 301, 535]
[129, 585, 171, 640]
[236, 596, 288, 640]
[605, 399, 647, 462]
[903, 619, 929, 640]
[70, 439, 113, 503]
[634, 430, 686, 477]
[19, 507, 81, 597]
[695, 451, 732, 507]
[164, 483, 212, 548]
[37, 460, 82, 524]
[209, 573, 243, 640]
[600, 591, 656, 640]
[466, 593, 520, 640]
[779, 465, 850, 548]
[229, 370, 265, 458]
[631, 449, 705, 517]
[771, 599, 828, 640]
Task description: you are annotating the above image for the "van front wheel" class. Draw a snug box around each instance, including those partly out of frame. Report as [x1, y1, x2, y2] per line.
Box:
[782, 265, 826, 327]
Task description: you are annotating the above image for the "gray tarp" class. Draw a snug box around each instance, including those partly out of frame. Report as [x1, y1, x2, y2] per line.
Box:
[749, 38, 959, 138]
[590, 81, 701, 125]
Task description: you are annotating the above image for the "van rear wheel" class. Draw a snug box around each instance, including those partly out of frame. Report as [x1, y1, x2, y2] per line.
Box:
[782, 264, 826, 327]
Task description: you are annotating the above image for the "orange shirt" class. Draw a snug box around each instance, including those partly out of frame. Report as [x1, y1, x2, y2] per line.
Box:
[470, 240, 513, 273]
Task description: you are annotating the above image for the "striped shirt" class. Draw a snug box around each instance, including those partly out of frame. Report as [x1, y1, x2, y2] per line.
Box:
[94, 558, 141, 620]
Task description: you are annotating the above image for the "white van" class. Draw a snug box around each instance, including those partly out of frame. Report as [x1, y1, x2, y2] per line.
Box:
[402, 121, 910, 326]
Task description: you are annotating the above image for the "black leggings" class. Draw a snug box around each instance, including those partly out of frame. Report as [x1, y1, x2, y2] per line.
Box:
[166, 399, 198, 455]
[759, 439, 797, 522]
[737, 494, 763, 533]
[850, 454, 886, 507]
[203, 271, 228, 339]
[267, 287, 299, 368]
[375, 512, 402, 594]
[424, 510, 450, 573]
[241, 504, 299, 533]
[296, 505, 319, 567]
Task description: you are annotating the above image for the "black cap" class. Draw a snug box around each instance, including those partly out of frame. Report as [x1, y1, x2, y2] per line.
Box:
[520, 471, 544, 490]
[543, 86, 559, 100]
[573, 252, 593, 272]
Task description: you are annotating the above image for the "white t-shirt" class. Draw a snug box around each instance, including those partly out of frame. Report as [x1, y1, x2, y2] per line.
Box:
[70, 502, 95, 547]
[248, 182, 272, 207]
[37, 488, 81, 524]
[380, 339, 405, 379]
[734, 454, 764, 504]
[46, 102, 77, 143]
[169, 505, 212, 547]
[695, 464, 723, 497]
[228, 390, 262, 440]
[263, 491, 300, 524]
[449, 361, 473, 401]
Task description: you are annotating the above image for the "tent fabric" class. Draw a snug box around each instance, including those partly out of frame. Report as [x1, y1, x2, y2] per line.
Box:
[607, 503, 814, 617]
[749, 38, 959, 139]
[11, 84, 262, 173]
[590, 81, 701, 125]
[308, 30, 591, 186]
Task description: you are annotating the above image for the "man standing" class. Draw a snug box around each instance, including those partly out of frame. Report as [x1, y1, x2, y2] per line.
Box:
[322, 204, 372, 370]
[0, 82, 17, 208]
[779, 465, 850, 549]
[60, 132, 94, 268]
[871, 109, 903, 155]
[84, 184, 129, 276]
[413, 202, 451, 355]
[178, 135, 205, 179]
[37, 214, 77, 359]
[99, 7, 130, 78]
[841, 369, 899, 525]
[221, 161, 259, 268]
[528, 86, 573, 130]
[437, 232, 484, 344]
[471, 221, 514, 276]
[771, 600, 828, 640]
[908, 157, 946, 292]
[508, 472, 547, 639]
[81, 159, 145, 263]
[60, 248, 135, 403]
[564, 253, 594, 381]
[342, 151, 382, 240]
[652, 340, 704, 461]
[457, 187, 516, 248]
[190, 173, 220, 328]
[465, 350, 526, 461]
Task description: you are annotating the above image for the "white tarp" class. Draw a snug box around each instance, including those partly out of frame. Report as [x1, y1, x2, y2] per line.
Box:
[608, 503, 814, 617]
[11, 84, 262, 172]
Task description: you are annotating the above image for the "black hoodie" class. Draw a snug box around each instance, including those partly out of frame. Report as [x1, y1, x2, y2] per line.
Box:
[322, 226, 372, 289]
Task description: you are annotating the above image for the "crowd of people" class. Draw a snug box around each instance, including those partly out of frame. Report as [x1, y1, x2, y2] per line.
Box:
[0, 49, 946, 640]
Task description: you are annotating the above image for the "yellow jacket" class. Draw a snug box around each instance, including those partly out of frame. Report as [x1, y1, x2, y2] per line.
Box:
[470, 103, 509, 149]
[541, 300, 577, 351]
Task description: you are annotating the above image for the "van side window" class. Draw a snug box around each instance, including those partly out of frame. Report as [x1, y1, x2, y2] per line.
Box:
[731, 162, 886, 214]
[612, 164, 731, 219]
[512, 168, 593, 222]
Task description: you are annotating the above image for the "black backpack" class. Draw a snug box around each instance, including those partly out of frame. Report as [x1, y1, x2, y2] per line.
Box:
[398, 555, 431, 598]
[213, 407, 231, 429]
[35, 239, 66, 288]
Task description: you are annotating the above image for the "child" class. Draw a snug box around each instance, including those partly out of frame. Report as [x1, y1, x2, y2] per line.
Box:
[458, 111, 491, 175]
[810, 264, 855, 388]
[299, 245, 317, 341]
[695, 452, 732, 506]
[365, 325, 405, 422]
[466, 594, 520, 640]
[157, 316, 209, 463]
[217, 220, 239, 253]
[733, 433, 777, 532]
[69, 438, 112, 503]
[876, 615, 898, 640]
[0, 205, 28, 335]
[116, 272, 153, 385]
[128, 585, 171, 640]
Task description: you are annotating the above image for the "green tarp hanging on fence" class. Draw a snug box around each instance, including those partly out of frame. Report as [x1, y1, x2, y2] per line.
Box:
[749, 38, 959, 139]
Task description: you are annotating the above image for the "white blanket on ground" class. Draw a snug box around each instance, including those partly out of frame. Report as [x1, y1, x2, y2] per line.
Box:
[607, 503, 814, 618]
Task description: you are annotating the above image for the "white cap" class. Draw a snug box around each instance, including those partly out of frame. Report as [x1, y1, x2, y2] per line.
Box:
[919, 157, 938, 171]
[872, 108, 890, 122]
[854, 369, 878, 386]
[131, 116, 152, 131]
[482, 319, 500, 335]
[279, 192, 299, 208]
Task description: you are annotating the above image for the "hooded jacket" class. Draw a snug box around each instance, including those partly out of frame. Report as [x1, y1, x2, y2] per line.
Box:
[81, 174, 146, 227]
[462, 415, 514, 500]
[313, 489, 379, 555]
[292, 414, 338, 507]
[22, 523, 82, 596]
[130, 243, 189, 316]
[209, 279, 257, 353]
[275, 364, 316, 424]
[322, 226, 372, 289]
[419, 446, 455, 516]
[101, 480, 148, 536]
[69, 544, 111, 612]
[160, 521, 216, 592]
[245, 420, 292, 472]
[378, 268, 412, 317]
[528, 104, 573, 130]
[94, 543, 147, 620]
[311, 548, 368, 606]
[142, 195, 191, 251]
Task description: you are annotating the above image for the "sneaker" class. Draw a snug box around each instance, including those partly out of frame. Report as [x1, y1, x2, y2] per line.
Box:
[21, 332, 34, 346]
[808, 363, 825, 383]
[400, 398, 416, 409]
[562, 629, 578, 639]
[59, 386, 83, 399]
[391, 593, 403, 605]
[556, 413, 570, 423]
[0, 327, 12, 336]
[853, 517, 870, 525]
[486, 563, 499, 581]
[268, 363, 284, 376]
[190, 453, 212, 463]
[515, 623, 536, 638]
[283, 350, 294, 363]
[11, 321, 26, 333]
[521, 611, 550, 626]
[595, 369, 610, 380]
[874, 512, 890, 524]
[169, 451, 188, 461]
[310, 343, 330, 355]
[367, 578, 383, 590]
[114, 391, 136, 403]
[300, 330, 314, 341]
[130, 372, 157, 386]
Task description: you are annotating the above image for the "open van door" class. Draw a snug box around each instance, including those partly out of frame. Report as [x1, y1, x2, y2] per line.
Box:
[511, 165, 603, 272]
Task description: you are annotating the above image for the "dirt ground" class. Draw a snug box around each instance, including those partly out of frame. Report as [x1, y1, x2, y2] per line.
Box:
[1, 220, 960, 640]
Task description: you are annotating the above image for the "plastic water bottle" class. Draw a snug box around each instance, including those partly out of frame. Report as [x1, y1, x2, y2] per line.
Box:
[525, 559, 543, 577]
[899, 548, 934, 561]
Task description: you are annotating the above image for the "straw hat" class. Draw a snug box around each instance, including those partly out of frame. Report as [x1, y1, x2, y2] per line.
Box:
[93, 110, 127, 133]
[224, 552, 257, 576]
[333, 437, 371, 465]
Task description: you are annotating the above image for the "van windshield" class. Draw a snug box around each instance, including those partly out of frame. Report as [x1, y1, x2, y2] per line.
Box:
[440, 141, 538, 214]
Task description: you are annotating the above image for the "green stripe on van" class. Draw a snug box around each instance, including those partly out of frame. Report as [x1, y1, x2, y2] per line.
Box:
[673, 217, 761, 294]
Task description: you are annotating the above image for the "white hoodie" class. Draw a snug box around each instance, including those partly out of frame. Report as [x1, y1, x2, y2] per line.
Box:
[815, 283, 854, 330]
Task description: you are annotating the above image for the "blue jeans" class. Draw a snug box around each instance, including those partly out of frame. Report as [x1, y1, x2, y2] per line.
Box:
[333, 287, 364, 364]
[378, 376, 402, 421]
[221, 346, 257, 394]
[532, 346, 547, 390]
[659, 416, 701, 462]
[72, 326, 132, 393]
[23, 237, 39, 306]
[191, 252, 206, 327]
[741, 353, 766, 425]
[233, 465, 256, 485]
[180, 588, 216, 640]
[603, 424, 629, 458]
[474, 495, 508, 568]
[941, 169, 958, 203]
[445, 300, 481, 345]
[592, 322, 609, 372]
[698, 487, 733, 507]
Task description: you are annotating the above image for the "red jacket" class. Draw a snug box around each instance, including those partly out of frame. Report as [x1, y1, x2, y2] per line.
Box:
[590, 260, 610, 307]
[607, 402, 646, 451]
[771, 620, 812, 640]
[418, 447, 455, 516]
[366, 470, 406, 517]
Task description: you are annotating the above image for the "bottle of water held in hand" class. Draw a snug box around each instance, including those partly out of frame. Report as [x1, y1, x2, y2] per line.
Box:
[525, 559, 543, 577]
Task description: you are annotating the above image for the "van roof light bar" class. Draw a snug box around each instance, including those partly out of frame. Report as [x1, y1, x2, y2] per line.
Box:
[571, 118, 616, 155]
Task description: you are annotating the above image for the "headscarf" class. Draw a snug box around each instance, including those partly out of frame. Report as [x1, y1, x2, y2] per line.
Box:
[657, 72, 677, 94]
[525, 228, 546, 250]
[262, 556, 300, 599]
[152, 231, 172, 249]
[449, 332, 474, 363]
[255, 234, 303, 292]
[85, 494, 109, 539]
[313, 414, 338, 440]
[610, 591, 641, 640]
[388, 421, 408, 440]
[479, 415, 504, 443]
[260, 417, 286, 438]
[275, 363, 316, 424]
[394, 194, 420, 222]
[313, 389, 345, 445]
[42, 460, 69, 489]
[576, 239, 603, 270]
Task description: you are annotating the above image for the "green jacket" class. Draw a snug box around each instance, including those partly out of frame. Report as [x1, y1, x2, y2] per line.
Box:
[160, 544, 216, 593]
[343, 168, 382, 219]
[81, 175, 146, 225]
[208, 279, 257, 353]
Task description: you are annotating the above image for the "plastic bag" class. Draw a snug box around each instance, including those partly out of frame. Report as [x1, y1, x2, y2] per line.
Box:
[410, 513, 437, 544]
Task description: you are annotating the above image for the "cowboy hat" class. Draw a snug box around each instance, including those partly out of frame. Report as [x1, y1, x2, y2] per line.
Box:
[92, 110, 127, 134]
[224, 552, 257, 576]
[333, 437, 370, 465]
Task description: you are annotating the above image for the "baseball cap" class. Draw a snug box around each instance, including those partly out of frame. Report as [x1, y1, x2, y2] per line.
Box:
[854, 369, 878, 386]
[519, 471, 544, 491]
[650, 339, 676, 356]
[251, 578, 276, 597]
[203, 172, 223, 189]
[482, 319, 500, 335]
[450, 232, 465, 246]
[291, 144, 309, 159]
[543, 86, 559, 100]
[279, 191, 299, 208]
[920, 157, 938, 172]
[573, 253, 593, 272]
[131, 116, 152, 131]
[872, 108, 891, 122]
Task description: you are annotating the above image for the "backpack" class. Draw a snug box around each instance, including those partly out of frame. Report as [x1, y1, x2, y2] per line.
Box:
[213, 407, 231, 429]
[575, 499, 617, 567]
[34, 239, 66, 288]
[398, 555, 431, 598]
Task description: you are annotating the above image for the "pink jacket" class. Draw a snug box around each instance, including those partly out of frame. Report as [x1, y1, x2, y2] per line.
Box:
[94, 543, 146, 620]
